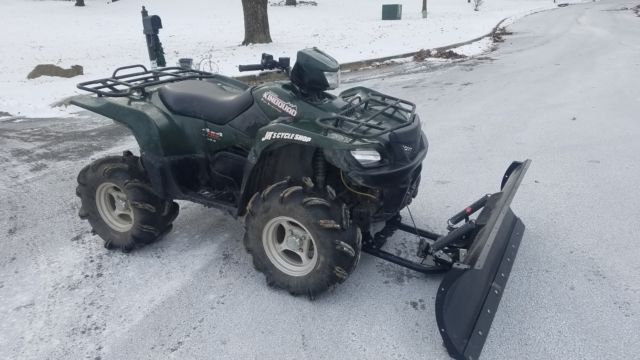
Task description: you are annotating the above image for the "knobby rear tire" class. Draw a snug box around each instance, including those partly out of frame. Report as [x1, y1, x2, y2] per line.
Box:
[76, 151, 179, 252]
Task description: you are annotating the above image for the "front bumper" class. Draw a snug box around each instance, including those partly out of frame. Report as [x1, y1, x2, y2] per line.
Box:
[322, 113, 428, 225]
[347, 131, 427, 221]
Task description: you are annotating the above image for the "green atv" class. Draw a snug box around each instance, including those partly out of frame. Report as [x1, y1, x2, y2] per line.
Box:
[72, 48, 531, 360]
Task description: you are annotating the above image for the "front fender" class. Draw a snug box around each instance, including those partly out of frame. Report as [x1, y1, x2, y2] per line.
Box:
[237, 121, 366, 215]
[252, 121, 352, 153]
[249, 120, 377, 167]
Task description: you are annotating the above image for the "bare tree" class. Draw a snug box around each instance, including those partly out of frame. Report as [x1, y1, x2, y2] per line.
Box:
[241, 0, 272, 45]
[473, 0, 483, 11]
[75, 0, 85, 6]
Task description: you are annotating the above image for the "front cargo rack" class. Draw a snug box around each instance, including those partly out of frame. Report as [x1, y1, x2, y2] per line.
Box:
[316, 87, 416, 138]
[77, 65, 228, 98]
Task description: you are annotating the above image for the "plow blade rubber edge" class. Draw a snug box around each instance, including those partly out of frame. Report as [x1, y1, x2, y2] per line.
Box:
[435, 159, 531, 360]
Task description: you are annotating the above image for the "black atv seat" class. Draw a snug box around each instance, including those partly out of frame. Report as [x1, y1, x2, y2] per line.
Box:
[159, 80, 253, 125]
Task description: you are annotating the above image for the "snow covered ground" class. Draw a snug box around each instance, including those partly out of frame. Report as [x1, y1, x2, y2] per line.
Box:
[0, 0, 587, 119]
[1, 1, 639, 359]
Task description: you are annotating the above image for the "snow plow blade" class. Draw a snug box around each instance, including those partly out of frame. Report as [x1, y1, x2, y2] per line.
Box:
[436, 160, 531, 360]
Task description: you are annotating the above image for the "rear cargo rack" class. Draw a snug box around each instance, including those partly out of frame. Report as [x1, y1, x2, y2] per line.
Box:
[316, 87, 416, 138]
[77, 65, 231, 98]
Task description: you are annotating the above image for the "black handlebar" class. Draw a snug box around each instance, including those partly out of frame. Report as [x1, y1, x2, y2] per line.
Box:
[238, 64, 265, 72]
[238, 53, 291, 73]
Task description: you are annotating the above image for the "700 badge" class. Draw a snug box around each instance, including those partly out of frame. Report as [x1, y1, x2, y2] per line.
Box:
[202, 128, 223, 142]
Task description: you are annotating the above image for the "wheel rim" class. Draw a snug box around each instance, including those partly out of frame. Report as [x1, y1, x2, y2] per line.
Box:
[96, 182, 134, 232]
[262, 216, 318, 277]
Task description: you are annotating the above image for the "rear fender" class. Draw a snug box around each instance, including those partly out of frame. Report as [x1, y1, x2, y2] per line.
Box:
[70, 95, 197, 156]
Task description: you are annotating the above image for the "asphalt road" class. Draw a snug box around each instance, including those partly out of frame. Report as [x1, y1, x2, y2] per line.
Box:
[1, 1, 639, 359]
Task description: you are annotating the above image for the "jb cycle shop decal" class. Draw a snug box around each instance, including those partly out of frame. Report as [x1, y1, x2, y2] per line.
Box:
[261, 131, 311, 143]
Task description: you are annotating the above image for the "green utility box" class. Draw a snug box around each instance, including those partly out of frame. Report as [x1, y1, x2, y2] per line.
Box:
[382, 4, 402, 20]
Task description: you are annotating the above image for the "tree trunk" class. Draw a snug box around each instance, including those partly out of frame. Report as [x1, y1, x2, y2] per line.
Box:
[286, 0, 297, 5]
[241, 0, 272, 45]
[75, 0, 85, 6]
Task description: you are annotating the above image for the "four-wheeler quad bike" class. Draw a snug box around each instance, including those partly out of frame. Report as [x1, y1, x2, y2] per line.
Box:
[72, 48, 531, 360]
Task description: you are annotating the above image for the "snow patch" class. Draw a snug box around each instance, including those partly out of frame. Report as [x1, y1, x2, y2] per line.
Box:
[0, 0, 590, 118]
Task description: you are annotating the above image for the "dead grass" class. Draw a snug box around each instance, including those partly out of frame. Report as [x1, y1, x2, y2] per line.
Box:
[413, 49, 466, 62]
[492, 27, 513, 43]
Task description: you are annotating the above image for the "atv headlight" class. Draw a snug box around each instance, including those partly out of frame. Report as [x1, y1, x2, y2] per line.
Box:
[350, 149, 381, 165]
[324, 70, 341, 90]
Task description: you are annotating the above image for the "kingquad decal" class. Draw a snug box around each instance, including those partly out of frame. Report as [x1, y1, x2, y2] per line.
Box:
[261, 91, 298, 117]
[261, 131, 312, 143]
[202, 128, 223, 142]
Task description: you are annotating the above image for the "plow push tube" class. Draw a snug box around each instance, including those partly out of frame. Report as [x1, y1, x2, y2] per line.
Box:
[436, 160, 531, 360]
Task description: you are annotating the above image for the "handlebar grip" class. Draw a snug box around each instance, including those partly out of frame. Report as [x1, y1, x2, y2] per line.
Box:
[238, 64, 264, 72]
